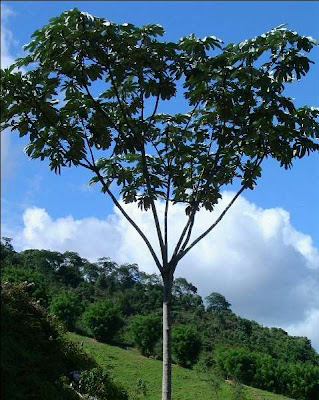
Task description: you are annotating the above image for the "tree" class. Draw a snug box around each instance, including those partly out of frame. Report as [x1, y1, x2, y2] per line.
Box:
[0, 237, 16, 266]
[130, 313, 162, 357]
[1, 9, 318, 399]
[206, 292, 231, 312]
[49, 290, 84, 331]
[172, 277, 203, 311]
[171, 324, 202, 367]
[82, 299, 123, 342]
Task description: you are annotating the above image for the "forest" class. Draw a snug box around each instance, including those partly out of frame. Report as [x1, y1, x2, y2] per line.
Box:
[1, 237, 318, 400]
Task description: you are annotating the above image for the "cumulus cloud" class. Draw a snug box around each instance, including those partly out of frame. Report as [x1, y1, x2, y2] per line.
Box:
[285, 309, 319, 346]
[13, 192, 319, 350]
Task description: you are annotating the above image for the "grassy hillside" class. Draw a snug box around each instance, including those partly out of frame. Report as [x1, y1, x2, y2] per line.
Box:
[68, 333, 294, 400]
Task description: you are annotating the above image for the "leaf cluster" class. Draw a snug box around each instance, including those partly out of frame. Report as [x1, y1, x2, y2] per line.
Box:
[1, 10, 318, 214]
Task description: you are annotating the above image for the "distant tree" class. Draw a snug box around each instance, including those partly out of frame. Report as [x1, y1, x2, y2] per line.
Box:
[1, 9, 318, 399]
[95, 257, 118, 292]
[56, 251, 85, 287]
[130, 313, 162, 357]
[82, 261, 101, 283]
[206, 292, 231, 312]
[49, 290, 84, 331]
[82, 299, 123, 342]
[1, 265, 50, 305]
[172, 277, 203, 311]
[0, 237, 16, 266]
[115, 263, 140, 289]
[172, 325, 202, 367]
[20, 249, 64, 275]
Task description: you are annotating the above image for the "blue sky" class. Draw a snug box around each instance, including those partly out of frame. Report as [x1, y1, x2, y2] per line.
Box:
[1, 1, 319, 348]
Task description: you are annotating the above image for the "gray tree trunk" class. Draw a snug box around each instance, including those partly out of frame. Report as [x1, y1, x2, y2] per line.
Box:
[162, 271, 173, 400]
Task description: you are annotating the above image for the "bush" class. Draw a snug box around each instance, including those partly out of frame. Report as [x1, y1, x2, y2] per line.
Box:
[172, 324, 202, 367]
[49, 290, 84, 331]
[1, 282, 95, 400]
[1, 265, 50, 306]
[215, 346, 319, 400]
[82, 299, 123, 342]
[78, 367, 128, 400]
[130, 313, 162, 357]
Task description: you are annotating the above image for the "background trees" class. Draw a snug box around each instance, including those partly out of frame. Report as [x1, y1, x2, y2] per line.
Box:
[82, 299, 123, 342]
[171, 325, 202, 368]
[130, 313, 162, 357]
[1, 239, 318, 400]
[1, 282, 95, 400]
[206, 292, 232, 312]
[49, 291, 84, 331]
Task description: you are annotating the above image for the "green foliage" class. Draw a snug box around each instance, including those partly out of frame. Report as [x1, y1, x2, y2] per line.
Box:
[1, 264, 50, 305]
[0, 282, 94, 400]
[49, 290, 84, 331]
[82, 299, 123, 342]
[216, 346, 319, 400]
[0, 237, 18, 266]
[1, 9, 318, 218]
[70, 332, 294, 400]
[130, 313, 162, 357]
[206, 292, 232, 312]
[1, 14, 319, 400]
[2, 240, 318, 399]
[231, 382, 246, 400]
[172, 277, 204, 311]
[216, 347, 257, 383]
[78, 367, 128, 400]
[172, 325, 202, 367]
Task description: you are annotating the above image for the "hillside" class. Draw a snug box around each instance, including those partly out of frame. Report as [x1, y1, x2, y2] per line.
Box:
[68, 332, 295, 400]
[1, 239, 318, 400]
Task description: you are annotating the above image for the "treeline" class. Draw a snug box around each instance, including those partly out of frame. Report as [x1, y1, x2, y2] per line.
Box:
[1, 237, 318, 400]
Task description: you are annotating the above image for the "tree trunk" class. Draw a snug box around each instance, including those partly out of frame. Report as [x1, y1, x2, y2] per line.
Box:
[162, 272, 173, 400]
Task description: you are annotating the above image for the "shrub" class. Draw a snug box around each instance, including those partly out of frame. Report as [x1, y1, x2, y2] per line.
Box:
[172, 325, 202, 367]
[130, 313, 162, 357]
[49, 290, 84, 331]
[78, 367, 128, 400]
[82, 299, 123, 342]
[1, 282, 94, 400]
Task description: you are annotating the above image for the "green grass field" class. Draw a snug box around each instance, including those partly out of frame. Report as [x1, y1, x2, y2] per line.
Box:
[68, 333, 294, 400]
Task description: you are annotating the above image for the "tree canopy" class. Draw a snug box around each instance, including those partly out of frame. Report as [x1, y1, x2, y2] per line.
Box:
[1, 9, 318, 400]
[1, 8, 318, 272]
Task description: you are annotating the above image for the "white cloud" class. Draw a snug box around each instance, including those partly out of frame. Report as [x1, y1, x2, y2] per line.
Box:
[12, 192, 319, 350]
[285, 309, 319, 350]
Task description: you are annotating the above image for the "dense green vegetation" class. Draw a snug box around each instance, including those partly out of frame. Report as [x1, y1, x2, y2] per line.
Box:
[1, 282, 128, 400]
[1, 237, 318, 400]
[69, 332, 297, 400]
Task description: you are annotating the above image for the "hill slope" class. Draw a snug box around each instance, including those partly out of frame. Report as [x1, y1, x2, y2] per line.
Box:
[68, 333, 295, 400]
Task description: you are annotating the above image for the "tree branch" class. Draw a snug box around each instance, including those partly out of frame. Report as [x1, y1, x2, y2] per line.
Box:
[99, 50, 166, 263]
[140, 144, 166, 263]
[177, 153, 266, 262]
[164, 174, 171, 261]
[89, 165, 163, 271]
[176, 185, 246, 262]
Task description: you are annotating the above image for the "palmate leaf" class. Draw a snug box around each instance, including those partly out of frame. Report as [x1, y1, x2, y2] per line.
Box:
[1, 9, 318, 214]
[1, 13, 318, 399]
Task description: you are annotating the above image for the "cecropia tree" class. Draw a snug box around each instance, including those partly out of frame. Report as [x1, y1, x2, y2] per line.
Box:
[1, 9, 318, 399]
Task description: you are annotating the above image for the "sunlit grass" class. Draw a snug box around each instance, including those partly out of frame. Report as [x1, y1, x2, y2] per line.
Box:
[68, 333, 294, 400]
